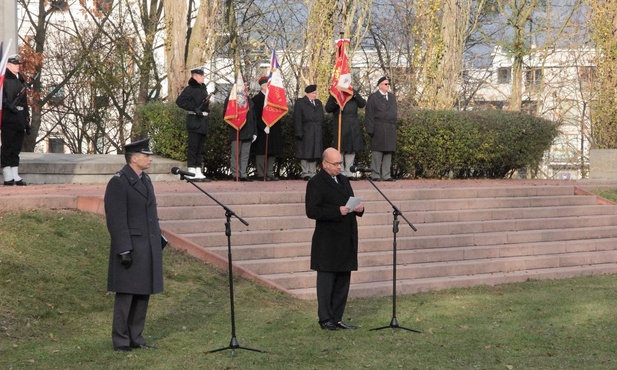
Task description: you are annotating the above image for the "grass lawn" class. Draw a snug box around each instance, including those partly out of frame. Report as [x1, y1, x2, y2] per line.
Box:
[2, 209, 617, 369]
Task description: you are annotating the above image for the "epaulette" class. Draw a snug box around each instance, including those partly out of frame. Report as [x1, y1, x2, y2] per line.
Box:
[113, 171, 124, 178]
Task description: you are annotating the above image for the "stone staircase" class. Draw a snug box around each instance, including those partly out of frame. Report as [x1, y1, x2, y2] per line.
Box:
[156, 185, 617, 299]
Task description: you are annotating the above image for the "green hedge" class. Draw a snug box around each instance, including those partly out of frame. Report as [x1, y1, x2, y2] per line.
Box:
[138, 102, 558, 179]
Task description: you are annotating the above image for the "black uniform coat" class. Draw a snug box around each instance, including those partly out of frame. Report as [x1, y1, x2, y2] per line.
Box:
[175, 77, 210, 135]
[251, 91, 284, 156]
[306, 169, 364, 272]
[325, 93, 366, 152]
[1, 69, 29, 130]
[105, 165, 164, 295]
[293, 96, 325, 159]
[365, 90, 398, 152]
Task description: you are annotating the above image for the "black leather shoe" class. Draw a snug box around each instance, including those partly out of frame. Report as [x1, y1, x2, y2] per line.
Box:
[337, 321, 357, 330]
[266, 176, 279, 181]
[114, 346, 132, 352]
[15, 180, 27, 186]
[319, 321, 339, 331]
[131, 343, 157, 350]
[3, 180, 14, 186]
[384, 178, 396, 182]
[303, 176, 311, 181]
[239, 177, 253, 182]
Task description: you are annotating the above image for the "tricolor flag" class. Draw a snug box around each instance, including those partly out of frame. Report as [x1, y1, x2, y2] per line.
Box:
[0, 40, 13, 127]
[329, 39, 353, 109]
[224, 70, 249, 130]
[263, 50, 288, 126]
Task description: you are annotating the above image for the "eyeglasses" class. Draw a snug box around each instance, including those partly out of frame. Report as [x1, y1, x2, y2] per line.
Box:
[383, 83, 390, 86]
[325, 160, 343, 166]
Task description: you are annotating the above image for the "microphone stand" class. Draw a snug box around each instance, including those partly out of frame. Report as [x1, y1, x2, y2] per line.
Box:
[177, 173, 266, 355]
[363, 174, 422, 334]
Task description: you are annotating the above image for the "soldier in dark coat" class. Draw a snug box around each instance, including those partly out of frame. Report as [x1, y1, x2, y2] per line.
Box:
[175, 67, 211, 182]
[306, 147, 364, 330]
[1, 54, 30, 186]
[365, 76, 398, 181]
[294, 84, 324, 180]
[224, 90, 257, 181]
[105, 138, 164, 352]
[252, 76, 284, 181]
[325, 92, 366, 179]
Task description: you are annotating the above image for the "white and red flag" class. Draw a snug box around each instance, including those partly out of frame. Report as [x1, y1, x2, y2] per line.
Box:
[0, 40, 14, 127]
[329, 39, 353, 109]
[224, 70, 249, 130]
[263, 50, 288, 126]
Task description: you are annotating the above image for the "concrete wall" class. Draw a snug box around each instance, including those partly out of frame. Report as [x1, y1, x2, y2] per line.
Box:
[589, 149, 617, 180]
[1, 1, 18, 54]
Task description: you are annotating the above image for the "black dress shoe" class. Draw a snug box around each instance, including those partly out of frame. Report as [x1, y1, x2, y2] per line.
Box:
[3, 180, 14, 186]
[319, 321, 339, 331]
[114, 346, 132, 352]
[131, 343, 157, 350]
[239, 177, 253, 182]
[337, 321, 357, 330]
[303, 176, 311, 181]
[384, 178, 396, 182]
[15, 180, 27, 186]
[266, 176, 279, 181]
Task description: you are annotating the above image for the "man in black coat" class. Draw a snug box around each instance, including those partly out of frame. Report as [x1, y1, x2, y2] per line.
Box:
[306, 147, 364, 330]
[1, 54, 30, 186]
[104, 138, 164, 352]
[325, 92, 366, 179]
[365, 76, 398, 181]
[294, 84, 324, 180]
[175, 67, 211, 182]
[252, 76, 284, 181]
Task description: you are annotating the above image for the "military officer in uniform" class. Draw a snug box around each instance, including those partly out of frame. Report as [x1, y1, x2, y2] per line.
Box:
[104, 138, 165, 352]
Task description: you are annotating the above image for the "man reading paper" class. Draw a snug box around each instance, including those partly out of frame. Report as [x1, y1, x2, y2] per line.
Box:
[305, 147, 364, 330]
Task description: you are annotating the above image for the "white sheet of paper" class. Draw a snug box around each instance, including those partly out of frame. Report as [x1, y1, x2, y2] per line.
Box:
[345, 196, 362, 210]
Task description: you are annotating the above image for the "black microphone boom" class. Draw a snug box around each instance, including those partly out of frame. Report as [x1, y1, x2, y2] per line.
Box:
[350, 165, 373, 173]
[171, 167, 195, 177]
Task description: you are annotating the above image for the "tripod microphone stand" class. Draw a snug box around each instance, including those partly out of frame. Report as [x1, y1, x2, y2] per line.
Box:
[177, 172, 265, 355]
[364, 175, 421, 333]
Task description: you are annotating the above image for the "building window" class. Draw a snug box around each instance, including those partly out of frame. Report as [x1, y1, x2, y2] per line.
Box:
[525, 68, 542, 91]
[497, 67, 511, 84]
[48, 138, 65, 153]
[48, 85, 64, 106]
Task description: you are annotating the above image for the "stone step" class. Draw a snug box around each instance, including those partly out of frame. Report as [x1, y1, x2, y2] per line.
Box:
[234, 238, 617, 275]
[263, 250, 617, 291]
[289, 263, 617, 299]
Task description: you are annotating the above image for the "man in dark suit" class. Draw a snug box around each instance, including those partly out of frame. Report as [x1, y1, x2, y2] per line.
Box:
[365, 76, 398, 181]
[252, 76, 284, 181]
[294, 84, 324, 180]
[104, 138, 165, 352]
[305, 147, 364, 330]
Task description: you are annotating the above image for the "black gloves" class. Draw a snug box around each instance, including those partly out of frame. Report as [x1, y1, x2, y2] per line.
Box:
[120, 252, 132, 268]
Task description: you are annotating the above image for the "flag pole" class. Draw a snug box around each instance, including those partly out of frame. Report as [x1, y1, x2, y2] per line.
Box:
[263, 133, 269, 181]
[235, 130, 240, 181]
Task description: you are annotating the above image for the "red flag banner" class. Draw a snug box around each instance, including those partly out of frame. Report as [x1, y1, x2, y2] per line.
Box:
[263, 50, 288, 127]
[0, 40, 13, 127]
[329, 39, 353, 109]
[224, 70, 249, 130]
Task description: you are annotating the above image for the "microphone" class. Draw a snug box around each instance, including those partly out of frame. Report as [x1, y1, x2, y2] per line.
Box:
[171, 167, 195, 177]
[349, 165, 373, 173]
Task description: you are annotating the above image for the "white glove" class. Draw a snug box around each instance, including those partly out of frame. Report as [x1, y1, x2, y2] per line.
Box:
[264, 126, 270, 134]
[202, 111, 209, 117]
[252, 135, 257, 143]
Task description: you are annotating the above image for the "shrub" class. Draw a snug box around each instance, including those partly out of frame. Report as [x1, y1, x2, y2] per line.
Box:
[139, 102, 559, 180]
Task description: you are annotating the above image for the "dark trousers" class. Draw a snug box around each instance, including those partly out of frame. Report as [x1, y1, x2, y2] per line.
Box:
[316, 271, 351, 323]
[186, 131, 207, 168]
[0, 123, 24, 168]
[112, 293, 150, 349]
